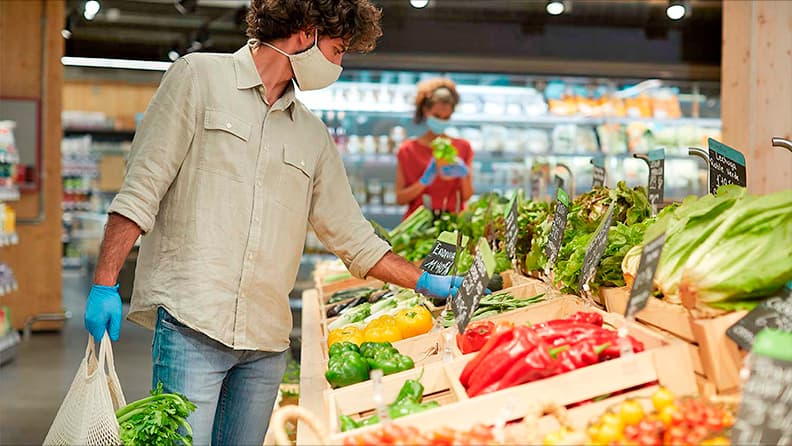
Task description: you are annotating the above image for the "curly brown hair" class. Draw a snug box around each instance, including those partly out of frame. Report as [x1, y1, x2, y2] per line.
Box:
[246, 0, 382, 53]
[414, 78, 460, 123]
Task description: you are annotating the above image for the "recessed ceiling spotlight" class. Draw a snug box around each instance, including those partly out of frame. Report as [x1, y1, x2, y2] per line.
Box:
[175, 0, 198, 15]
[666, 0, 687, 20]
[410, 0, 429, 9]
[83, 0, 100, 20]
[62, 10, 77, 39]
[168, 49, 181, 61]
[546, 0, 566, 16]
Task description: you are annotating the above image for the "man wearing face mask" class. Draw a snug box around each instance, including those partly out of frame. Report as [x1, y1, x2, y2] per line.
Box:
[396, 78, 475, 220]
[82, 1, 463, 444]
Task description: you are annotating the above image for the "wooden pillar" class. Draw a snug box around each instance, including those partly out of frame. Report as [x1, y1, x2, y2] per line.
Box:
[0, 0, 64, 328]
[721, 1, 792, 194]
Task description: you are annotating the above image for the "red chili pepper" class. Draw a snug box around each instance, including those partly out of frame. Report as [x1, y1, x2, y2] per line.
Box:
[589, 330, 645, 359]
[556, 340, 610, 372]
[464, 326, 539, 397]
[459, 322, 514, 387]
[527, 320, 603, 346]
[477, 341, 561, 396]
[456, 321, 495, 355]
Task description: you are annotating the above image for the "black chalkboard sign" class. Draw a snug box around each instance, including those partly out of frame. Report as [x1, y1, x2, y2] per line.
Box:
[554, 174, 565, 194]
[708, 138, 746, 194]
[647, 149, 665, 211]
[504, 197, 518, 260]
[625, 233, 666, 319]
[591, 155, 606, 189]
[544, 189, 570, 269]
[453, 251, 488, 332]
[420, 231, 465, 276]
[578, 206, 614, 292]
[726, 288, 792, 351]
[530, 171, 542, 201]
[731, 352, 792, 445]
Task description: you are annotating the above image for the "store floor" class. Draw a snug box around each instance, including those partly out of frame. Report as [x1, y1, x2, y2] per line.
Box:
[0, 271, 152, 445]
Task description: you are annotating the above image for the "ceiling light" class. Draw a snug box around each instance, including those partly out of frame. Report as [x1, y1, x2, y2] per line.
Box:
[62, 14, 74, 39]
[546, 0, 566, 16]
[168, 50, 180, 61]
[83, 0, 100, 20]
[409, 0, 429, 9]
[666, 0, 686, 20]
[62, 56, 172, 71]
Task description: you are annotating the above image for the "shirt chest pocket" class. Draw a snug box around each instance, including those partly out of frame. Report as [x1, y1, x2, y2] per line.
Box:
[275, 144, 314, 214]
[199, 110, 253, 182]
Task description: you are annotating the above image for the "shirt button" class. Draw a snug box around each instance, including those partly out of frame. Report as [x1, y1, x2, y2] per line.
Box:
[226, 122, 233, 129]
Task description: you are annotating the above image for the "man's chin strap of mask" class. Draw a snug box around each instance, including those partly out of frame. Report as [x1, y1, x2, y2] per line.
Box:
[262, 31, 342, 91]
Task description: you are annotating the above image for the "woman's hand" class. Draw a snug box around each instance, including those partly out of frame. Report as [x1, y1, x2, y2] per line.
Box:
[439, 157, 469, 178]
[419, 158, 438, 185]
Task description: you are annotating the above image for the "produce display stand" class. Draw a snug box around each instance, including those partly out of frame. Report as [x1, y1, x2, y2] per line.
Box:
[297, 271, 698, 445]
[601, 286, 747, 394]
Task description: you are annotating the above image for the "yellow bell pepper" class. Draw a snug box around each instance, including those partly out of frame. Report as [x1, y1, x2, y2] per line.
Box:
[327, 326, 364, 347]
[395, 306, 434, 339]
[363, 315, 403, 343]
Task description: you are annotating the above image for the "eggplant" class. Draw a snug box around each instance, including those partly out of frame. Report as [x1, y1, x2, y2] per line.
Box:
[327, 287, 374, 304]
[367, 289, 393, 304]
[326, 296, 365, 318]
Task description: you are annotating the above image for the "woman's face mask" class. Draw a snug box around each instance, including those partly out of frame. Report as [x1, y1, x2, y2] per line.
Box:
[263, 31, 342, 91]
[426, 116, 452, 134]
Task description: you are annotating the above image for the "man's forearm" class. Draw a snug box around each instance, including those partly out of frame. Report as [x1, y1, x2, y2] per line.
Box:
[367, 251, 423, 289]
[93, 213, 143, 286]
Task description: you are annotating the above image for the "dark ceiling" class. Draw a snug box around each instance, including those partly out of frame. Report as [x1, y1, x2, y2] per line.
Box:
[63, 0, 723, 77]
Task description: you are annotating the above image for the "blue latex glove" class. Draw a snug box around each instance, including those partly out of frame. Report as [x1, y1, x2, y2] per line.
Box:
[416, 271, 464, 300]
[419, 159, 438, 186]
[440, 158, 469, 178]
[84, 284, 122, 342]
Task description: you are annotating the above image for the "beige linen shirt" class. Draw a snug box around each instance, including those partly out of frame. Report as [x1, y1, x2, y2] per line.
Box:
[108, 44, 391, 351]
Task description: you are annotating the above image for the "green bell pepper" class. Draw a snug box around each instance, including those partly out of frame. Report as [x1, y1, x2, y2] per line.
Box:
[339, 414, 360, 432]
[329, 341, 359, 358]
[359, 341, 399, 359]
[366, 351, 415, 376]
[324, 351, 370, 389]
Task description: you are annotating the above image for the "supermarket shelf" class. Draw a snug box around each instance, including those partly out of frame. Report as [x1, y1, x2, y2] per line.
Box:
[314, 108, 721, 127]
[0, 232, 18, 247]
[0, 330, 21, 366]
[343, 152, 699, 164]
[0, 152, 20, 164]
[64, 127, 136, 141]
[62, 257, 84, 269]
[0, 186, 20, 202]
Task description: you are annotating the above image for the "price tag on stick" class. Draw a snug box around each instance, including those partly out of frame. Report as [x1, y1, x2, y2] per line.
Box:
[554, 174, 565, 195]
[625, 232, 666, 319]
[726, 287, 792, 351]
[453, 250, 488, 333]
[504, 195, 518, 262]
[634, 149, 665, 214]
[591, 154, 606, 189]
[708, 138, 746, 194]
[544, 188, 570, 276]
[578, 206, 614, 294]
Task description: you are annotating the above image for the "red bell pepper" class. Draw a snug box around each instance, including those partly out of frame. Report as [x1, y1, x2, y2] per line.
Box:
[563, 311, 604, 327]
[456, 321, 495, 355]
[590, 330, 645, 359]
[464, 326, 539, 397]
[459, 322, 514, 387]
[556, 340, 610, 373]
[527, 321, 603, 346]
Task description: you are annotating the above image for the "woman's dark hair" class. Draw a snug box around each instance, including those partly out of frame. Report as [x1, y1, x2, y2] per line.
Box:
[246, 0, 382, 53]
[414, 78, 460, 123]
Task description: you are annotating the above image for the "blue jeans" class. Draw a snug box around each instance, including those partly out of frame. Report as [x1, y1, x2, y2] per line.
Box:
[152, 308, 287, 446]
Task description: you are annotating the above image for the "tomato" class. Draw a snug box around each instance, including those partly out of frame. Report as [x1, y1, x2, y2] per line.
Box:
[601, 412, 624, 430]
[624, 424, 640, 439]
[543, 430, 565, 446]
[587, 424, 601, 443]
[658, 404, 679, 426]
[651, 387, 676, 412]
[638, 432, 661, 446]
[618, 399, 646, 426]
[595, 422, 623, 444]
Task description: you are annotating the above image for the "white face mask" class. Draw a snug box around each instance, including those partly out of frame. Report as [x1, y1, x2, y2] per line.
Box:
[263, 31, 342, 91]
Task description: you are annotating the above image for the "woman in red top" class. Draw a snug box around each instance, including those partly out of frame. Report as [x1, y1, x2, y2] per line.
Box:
[396, 78, 474, 220]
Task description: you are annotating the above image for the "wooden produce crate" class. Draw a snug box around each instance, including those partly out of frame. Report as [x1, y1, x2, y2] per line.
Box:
[322, 295, 697, 443]
[601, 286, 747, 394]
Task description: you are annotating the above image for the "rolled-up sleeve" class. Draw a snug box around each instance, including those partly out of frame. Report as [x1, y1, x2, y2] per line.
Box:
[107, 58, 198, 233]
[309, 135, 391, 278]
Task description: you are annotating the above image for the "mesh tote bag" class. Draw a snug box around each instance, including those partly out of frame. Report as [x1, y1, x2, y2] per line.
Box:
[43, 334, 127, 445]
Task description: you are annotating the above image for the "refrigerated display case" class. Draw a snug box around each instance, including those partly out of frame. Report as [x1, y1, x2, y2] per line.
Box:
[296, 70, 721, 230]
